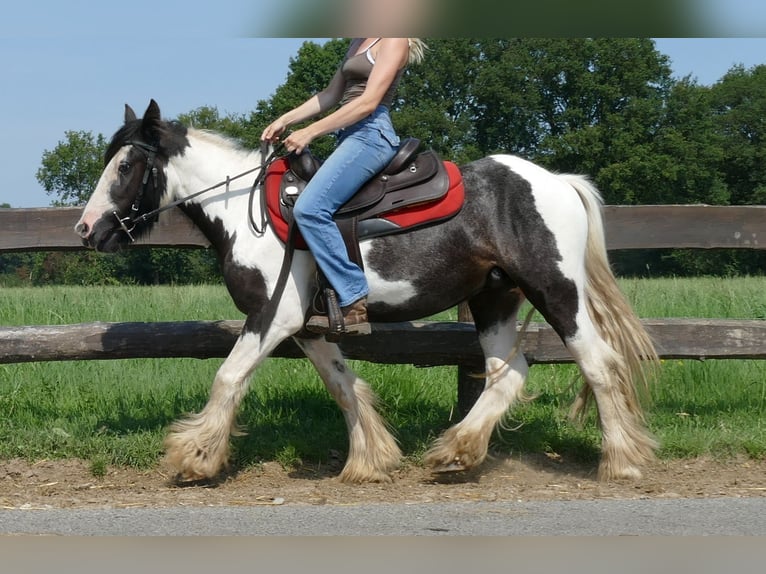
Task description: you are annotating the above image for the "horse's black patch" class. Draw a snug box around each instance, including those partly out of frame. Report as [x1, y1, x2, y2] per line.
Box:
[471, 159, 580, 339]
[180, 203, 269, 321]
[468, 286, 525, 335]
[366, 157, 580, 338]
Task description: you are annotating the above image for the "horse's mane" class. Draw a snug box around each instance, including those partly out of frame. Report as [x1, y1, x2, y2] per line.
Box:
[104, 122, 140, 165]
[104, 119, 189, 166]
[188, 128, 237, 148]
[187, 128, 256, 158]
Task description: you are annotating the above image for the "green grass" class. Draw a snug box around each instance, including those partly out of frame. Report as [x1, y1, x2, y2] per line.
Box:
[0, 279, 764, 475]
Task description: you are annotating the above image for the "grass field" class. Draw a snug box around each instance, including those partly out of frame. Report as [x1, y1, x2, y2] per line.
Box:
[0, 278, 764, 475]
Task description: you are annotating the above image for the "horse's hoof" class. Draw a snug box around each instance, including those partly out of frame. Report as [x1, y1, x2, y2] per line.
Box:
[431, 459, 467, 473]
[172, 474, 209, 486]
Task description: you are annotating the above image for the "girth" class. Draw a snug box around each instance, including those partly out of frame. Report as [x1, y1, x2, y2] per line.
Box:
[278, 138, 451, 268]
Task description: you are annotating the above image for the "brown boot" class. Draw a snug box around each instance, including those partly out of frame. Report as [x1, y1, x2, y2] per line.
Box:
[305, 296, 371, 336]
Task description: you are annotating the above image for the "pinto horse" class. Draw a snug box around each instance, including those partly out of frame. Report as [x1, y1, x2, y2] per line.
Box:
[75, 100, 658, 483]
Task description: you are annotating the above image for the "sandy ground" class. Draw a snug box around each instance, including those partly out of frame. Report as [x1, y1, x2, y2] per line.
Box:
[1, 453, 764, 509]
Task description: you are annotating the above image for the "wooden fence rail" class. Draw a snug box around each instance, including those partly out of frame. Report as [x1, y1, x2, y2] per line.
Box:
[1, 205, 765, 413]
[2, 318, 766, 366]
[1, 205, 765, 252]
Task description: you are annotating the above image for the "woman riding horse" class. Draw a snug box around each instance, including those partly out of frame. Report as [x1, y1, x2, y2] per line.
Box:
[261, 38, 427, 336]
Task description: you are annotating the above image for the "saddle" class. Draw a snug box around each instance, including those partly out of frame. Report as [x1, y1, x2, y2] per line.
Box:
[264, 138, 465, 268]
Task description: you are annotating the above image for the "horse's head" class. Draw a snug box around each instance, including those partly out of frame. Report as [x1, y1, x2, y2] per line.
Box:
[74, 99, 188, 252]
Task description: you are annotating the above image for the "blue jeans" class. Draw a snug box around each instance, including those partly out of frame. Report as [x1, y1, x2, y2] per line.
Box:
[293, 105, 400, 307]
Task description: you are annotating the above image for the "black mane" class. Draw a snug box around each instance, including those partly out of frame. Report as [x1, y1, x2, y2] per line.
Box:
[105, 118, 189, 166]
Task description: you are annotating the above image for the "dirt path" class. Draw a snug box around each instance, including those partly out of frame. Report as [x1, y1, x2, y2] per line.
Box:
[1, 454, 764, 509]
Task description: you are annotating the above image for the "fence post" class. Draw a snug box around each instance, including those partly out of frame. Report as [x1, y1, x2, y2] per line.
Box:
[456, 302, 484, 418]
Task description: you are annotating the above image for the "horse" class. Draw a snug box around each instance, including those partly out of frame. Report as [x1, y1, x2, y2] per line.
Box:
[75, 100, 659, 483]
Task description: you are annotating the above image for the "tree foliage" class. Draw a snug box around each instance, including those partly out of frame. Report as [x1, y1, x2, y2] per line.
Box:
[36, 130, 107, 207]
[711, 64, 766, 205]
[14, 38, 766, 286]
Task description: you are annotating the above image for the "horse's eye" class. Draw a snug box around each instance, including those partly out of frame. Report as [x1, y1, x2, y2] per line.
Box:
[118, 161, 131, 175]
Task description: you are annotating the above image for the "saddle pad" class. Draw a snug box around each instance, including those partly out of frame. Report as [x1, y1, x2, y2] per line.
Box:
[264, 157, 465, 249]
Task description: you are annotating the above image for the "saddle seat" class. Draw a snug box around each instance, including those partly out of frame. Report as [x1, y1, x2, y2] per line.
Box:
[291, 136, 421, 183]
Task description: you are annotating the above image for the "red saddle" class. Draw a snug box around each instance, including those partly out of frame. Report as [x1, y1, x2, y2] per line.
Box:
[263, 138, 465, 253]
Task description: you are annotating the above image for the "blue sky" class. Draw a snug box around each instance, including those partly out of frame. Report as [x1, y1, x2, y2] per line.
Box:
[1, 2, 765, 207]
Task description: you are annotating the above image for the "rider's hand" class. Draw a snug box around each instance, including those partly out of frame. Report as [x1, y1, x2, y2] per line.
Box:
[261, 119, 287, 143]
[282, 127, 315, 155]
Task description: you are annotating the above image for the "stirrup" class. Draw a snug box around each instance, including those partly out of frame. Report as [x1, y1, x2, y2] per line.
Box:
[323, 287, 345, 342]
[305, 274, 345, 342]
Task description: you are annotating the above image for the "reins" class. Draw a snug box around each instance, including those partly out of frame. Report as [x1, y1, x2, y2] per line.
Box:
[115, 137, 296, 342]
[113, 141, 284, 241]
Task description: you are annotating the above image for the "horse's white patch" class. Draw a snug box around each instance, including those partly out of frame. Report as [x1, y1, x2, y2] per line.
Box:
[477, 318, 519, 361]
[489, 155, 589, 282]
[168, 130, 273, 268]
[75, 148, 127, 231]
[163, 131, 328, 307]
[361, 242, 418, 306]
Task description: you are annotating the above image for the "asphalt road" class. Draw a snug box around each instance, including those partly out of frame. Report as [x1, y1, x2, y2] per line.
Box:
[1, 497, 765, 535]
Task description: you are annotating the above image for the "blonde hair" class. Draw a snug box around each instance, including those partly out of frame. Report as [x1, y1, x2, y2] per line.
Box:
[407, 38, 427, 65]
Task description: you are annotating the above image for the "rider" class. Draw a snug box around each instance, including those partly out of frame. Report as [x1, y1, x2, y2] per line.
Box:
[261, 38, 426, 336]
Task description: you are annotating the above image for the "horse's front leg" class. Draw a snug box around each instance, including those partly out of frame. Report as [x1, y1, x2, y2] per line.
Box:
[295, 336, 402, 483]
[164, 314, 295, 482]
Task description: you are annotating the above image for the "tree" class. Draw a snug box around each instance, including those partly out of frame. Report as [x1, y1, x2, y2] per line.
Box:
[711, 64, 766, 205]
[177, 106, 262, 150]
[36, 130, 107, 206]
[664, 64, 766, 276]
[652, 78, 728, 204]
[393, 38, 680, 186]
[393, 38, 484, 163]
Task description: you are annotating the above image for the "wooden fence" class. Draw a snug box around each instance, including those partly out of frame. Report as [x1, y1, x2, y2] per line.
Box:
[2, 206, 765, 414]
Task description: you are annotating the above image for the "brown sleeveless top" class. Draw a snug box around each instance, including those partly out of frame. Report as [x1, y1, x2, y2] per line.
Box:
[339, 38, 405, 108]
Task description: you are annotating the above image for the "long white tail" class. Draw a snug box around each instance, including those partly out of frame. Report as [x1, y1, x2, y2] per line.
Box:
[561, 174, 659, 421]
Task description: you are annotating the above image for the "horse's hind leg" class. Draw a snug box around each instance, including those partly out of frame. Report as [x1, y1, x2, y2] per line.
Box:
[425, 288, 529, 472]
[295, 336, 402, 483]
[523, 274, 656, 481]
[563, 313, 657, 480]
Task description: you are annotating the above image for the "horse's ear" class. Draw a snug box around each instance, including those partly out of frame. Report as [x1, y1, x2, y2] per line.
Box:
[143, 99, 161, 123]
[124, 104, 137, 124]
[141, 99, 162, 137]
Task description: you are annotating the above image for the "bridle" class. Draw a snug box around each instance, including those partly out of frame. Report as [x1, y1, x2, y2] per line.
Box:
[112, 139, 159, 241]
[112, 139, 283, 242]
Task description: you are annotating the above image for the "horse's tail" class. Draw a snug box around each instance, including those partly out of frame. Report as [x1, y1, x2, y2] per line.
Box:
[561, 174, 659, 421]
